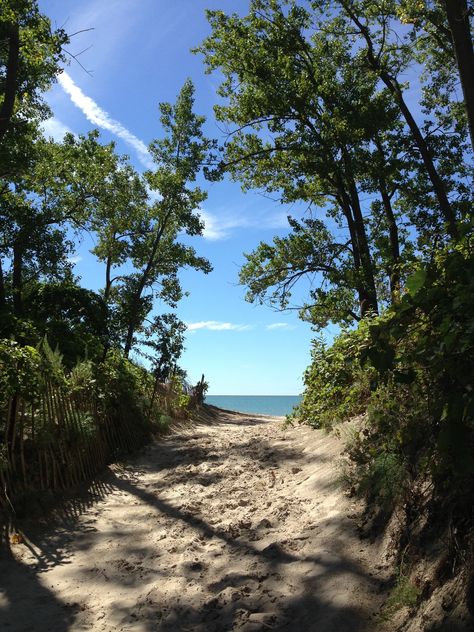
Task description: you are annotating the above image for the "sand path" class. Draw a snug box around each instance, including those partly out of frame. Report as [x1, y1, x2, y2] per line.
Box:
[0, 407, 387, 631]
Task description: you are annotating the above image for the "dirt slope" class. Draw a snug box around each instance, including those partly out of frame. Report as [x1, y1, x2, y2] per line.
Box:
[0, 407, 388, 631]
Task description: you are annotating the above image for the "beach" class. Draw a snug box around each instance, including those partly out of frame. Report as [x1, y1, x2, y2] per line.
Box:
[1, 407, 387, 631]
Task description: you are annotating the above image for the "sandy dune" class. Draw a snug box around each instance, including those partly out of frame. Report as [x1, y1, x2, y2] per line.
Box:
[0, 407, 388, 631]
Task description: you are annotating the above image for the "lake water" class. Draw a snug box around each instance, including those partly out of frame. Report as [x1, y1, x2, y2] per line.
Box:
[205, 395, 301, 417]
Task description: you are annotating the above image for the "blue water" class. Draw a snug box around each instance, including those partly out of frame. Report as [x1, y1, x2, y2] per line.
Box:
[205, 395, 301, 417]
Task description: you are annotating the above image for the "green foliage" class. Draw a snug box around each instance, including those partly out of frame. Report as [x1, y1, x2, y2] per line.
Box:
[95, 351, 151, 427]
[292, 327, 373, 428]
[0, 3, 210, 514]
[0, 339, 41, 402]
[36, 336, 66, 383]
[0, 336, 202, 513]
[379, 546, 421, 619]
[0, 0, 68, 174]
[27, 281, 106, 365]
[332, 240, 474, 513]
[166, 374, 192, 418]
[382, 574, 421, 618]
[343, 391, 411, 511]
[295, 237, 474, 525]
[369, 241, 474, 476]
[142, 313, 186, 381]
[84, 80, 214, 356]
[1, 82, 211, 365]
[68, 359, 95, 393]
[240, 217, 360, 327]
[197, 0, 472, 328]
[156, 413, 172, 433]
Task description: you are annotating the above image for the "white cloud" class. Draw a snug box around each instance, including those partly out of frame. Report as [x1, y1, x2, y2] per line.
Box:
[186, 321, 252, 332]
[266, 322, 296, 330]
[64, 0, 154, 67]
[41, 117, 73, 141]
[262, 211, 290, 229]
[198, 209, 250, 241]
[57, 71, 154, 170]
[198, 207, 291, 241]
[67, 255, 82, 265]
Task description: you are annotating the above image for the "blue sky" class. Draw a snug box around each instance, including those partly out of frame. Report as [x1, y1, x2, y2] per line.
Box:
[38, 0, 325, 395]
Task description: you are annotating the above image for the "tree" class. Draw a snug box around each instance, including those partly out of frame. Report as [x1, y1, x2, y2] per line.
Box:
[0, 0, 67, 175]
[26, 280, 106, 365]
[240, 216, 363, 326]
[120, 80, 213, 356]
[0, 131, 132, 346]
[333, 0, 464, 238]
[143, 313, 186, 382]
[141, 312, 187, 418]
[396, 0, 474, 153]
[443, 0, 474, 152]
[197, 0, 470, 327]
[197, 1, 394, 323]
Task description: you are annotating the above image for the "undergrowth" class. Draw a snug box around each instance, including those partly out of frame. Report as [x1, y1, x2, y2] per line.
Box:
[296, 241, 474, 614]
[0, 339, 198, 515]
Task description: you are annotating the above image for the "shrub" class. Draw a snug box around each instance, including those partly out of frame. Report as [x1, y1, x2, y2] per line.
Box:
[337, 239, 474, 526]
[292, 325, 373, 428]
[361, 242, 474, 487]
[167, 374, 191, 418]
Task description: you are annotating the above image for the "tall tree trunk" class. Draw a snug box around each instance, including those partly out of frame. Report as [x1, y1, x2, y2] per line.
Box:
[101, 255, 113, 361]
[444, 0, 474, 153]
[0, 23, 20, 144]
[12, 242, 22, 317]
[341, 150, 379, 317]
[379, 180, 401, 302]
[336, 176, 378, 319]
[342, 3, 459, 239]
[123, 207, 175, 357]
[123, 273, 149, 358]
[124, 316, 137, 358]
[380, 71, 459, 239]
[104, 255, 113, 305]
[374, 138, 401, 302]
[0, 257, 6, 311]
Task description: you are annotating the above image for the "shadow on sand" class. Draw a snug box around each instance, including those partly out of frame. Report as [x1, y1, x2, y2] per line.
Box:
[1, 406, 387, 631]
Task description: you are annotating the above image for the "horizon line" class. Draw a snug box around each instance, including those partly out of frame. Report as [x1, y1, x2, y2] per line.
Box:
[206, 394, 301, 397]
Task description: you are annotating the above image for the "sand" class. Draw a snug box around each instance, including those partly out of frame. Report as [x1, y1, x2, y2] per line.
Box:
[0, 407, 388, 631]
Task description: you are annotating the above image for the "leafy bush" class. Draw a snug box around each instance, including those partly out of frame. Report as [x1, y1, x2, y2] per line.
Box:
[381, 573, 421, 619]
[68, 359, 95, 393]
[167, 374, 192, 418]
[298, 240, 474, 518]
[360, 241, 474, 489]
[94, 350, 154, 439]
[0, 337, 200, 513]
[0, 340, 42, 404]
[342, 241, 474, 536]
[292, 326, 373, 428]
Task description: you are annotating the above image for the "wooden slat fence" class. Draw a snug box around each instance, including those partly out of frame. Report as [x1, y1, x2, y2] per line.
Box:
[0, 380, 149, 515]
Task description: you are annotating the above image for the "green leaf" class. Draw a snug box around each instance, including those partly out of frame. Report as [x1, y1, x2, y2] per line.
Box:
[405, 269, 427, 296]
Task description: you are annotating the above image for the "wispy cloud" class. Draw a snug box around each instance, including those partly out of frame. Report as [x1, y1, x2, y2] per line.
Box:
[186, 320, 252, 332]
[198, 209, 250, 241]
[62, 0, 156, 69]
[41, 117, 73, 141]
[67, 255, 82, 265]
[198, 207, 291, 241]
[57, 71, 154, 170]
[262, 211, 290, 229]
[266, 322, 295, 331]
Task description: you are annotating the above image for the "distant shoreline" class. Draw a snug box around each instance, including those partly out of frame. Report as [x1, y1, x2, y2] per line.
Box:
[205, 394, 301, 417]
[207, 394, 300, 397]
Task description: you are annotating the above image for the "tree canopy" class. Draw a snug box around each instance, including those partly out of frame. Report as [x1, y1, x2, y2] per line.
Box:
[0, 2, 212, 373]
[197, 0, 472, 329]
